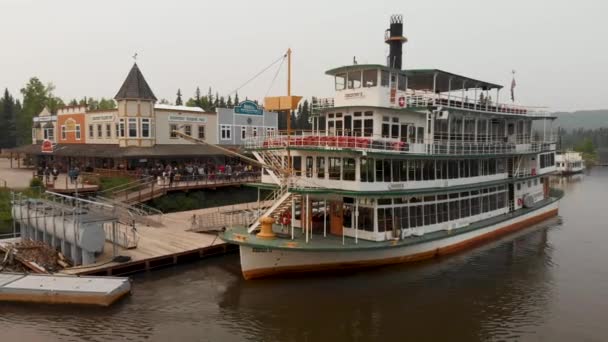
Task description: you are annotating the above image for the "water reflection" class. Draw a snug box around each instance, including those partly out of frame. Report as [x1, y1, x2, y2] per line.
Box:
[217, 220, 559, 342]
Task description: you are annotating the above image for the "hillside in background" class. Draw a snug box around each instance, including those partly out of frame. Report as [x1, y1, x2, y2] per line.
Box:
[553, 110, 608, 130]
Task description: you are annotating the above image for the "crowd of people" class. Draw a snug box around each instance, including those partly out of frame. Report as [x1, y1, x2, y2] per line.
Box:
[135, 161, 259, 186]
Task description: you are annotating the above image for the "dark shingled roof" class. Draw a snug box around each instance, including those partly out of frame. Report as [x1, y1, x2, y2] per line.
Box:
[114, 63, 157, 101]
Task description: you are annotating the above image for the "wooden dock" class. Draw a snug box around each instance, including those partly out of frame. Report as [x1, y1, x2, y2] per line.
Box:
[0, 272, 130, 306]
[58, 201, 265, 276]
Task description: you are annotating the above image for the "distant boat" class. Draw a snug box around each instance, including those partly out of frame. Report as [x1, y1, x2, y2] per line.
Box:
[556, 151, 585, 175]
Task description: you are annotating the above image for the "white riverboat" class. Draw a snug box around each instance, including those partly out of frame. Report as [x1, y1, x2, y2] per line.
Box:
[221, 15, 562, 280]
[556, 151, 585, 175]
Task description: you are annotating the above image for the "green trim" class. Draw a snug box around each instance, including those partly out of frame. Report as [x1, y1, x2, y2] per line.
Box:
[290, 174, 550, 197]
[220, 190, 562, 252]
[244, 182, 279, 191]
[247, 146, 554, 159]
[246, 173, 554, 197]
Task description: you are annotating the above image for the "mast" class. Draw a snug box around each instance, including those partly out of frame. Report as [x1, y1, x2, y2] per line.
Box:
[287, 48, 292, 171]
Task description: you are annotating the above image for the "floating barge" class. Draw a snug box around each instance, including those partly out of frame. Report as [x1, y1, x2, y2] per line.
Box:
[0, 273, 130, 306]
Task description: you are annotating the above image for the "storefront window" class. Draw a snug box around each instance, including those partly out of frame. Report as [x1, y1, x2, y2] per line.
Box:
[142, 119, 151, 138]
[128, 118, 137, 137]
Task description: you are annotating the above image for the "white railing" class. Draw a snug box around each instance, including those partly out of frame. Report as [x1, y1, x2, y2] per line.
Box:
[310, 92, 551, 117]
[245, 132, 555, 156]
[407, 91, 551, 117]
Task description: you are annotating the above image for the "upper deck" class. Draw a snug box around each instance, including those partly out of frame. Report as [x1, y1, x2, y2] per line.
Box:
[321, 65, 553, 119]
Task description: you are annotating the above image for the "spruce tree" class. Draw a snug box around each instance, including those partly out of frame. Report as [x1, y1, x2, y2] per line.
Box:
[175, 89, 183, 106]
[207, 88, 215, 111]
[234, 92, 240, 105]
[195, 87, 202, 104]
[226, 95, 233, 108]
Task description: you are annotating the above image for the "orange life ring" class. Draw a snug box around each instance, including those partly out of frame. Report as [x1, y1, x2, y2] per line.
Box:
[281, 211, 292, 226]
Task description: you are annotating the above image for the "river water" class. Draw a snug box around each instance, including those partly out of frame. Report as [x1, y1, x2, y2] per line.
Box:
[1, 169, 608, 341]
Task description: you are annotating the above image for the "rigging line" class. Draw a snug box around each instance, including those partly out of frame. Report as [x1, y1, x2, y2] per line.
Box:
[226, 53, 287, 96]
[265, 56, 286, 98]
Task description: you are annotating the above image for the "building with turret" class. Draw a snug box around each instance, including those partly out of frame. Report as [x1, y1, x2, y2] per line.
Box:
[13, 63, 276, 172]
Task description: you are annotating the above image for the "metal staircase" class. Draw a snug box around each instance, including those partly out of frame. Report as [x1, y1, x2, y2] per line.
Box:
[252, 150, 285, 185]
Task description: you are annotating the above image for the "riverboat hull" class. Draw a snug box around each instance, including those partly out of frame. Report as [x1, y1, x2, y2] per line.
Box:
[238, 201, 558, 280]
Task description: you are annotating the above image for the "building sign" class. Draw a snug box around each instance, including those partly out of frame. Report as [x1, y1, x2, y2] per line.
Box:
[34, 115, 56, 122]
[388, 183, 405, 190]
[168, 115, 207, 123]
[91, 114, 115, 122]
[65, 118, 77, 132]
[41, 139, 54, 153]
[344, 92, 364, 99]
[235, 100, 263, 115]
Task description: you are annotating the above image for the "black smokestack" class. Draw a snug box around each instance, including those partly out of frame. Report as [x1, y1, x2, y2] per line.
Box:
[385, 14, 407, 70]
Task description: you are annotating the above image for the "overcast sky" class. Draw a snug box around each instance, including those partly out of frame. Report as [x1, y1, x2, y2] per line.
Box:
[1, 0, 606, 112]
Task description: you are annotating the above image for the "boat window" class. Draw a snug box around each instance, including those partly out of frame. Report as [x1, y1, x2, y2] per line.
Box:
[375, 159, 384, 182]
[335, 74, 346, 90]
[391, 120, 399, 139]
[348, 70, 362, 89]
[364, 119, 373, 137]
[398, 73, 407, 91]
[316, 157, 325, 178]
[417, 127, 424, 143]
[364, 111, 373, 116]
[328, 157, 341, 180]
[360, 157, 374, 182]
[363, 70, 378, 87]
[382, 117, 390, 138]
[358, 207, 374, 232]
[353, 119, 362, 136]
[343, 158, 356, 181]
[293, 156, 302, 175]
[306, 156, 313, 177]
[381, 70, 389, 87]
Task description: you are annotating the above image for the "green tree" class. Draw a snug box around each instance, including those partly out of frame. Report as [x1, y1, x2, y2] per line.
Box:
[175, 89, 183, 106]
[234, 92, 240, 105]
[226, 95, 233, 108]
[574, 138, 595, 155]
[0, 89, 18, 148]
[97, 98, 116, 110]
[18, 78, 56, 145]
[195, 87, 202, 104]
[185, 98, 197, 107]
[207, 87, 214, 110]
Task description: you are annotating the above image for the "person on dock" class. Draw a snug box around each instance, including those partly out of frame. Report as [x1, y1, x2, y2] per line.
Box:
[191, 214, 198, 229]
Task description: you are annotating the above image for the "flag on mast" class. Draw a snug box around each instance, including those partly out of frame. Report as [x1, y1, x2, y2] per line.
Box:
[510, 70, 516, 102]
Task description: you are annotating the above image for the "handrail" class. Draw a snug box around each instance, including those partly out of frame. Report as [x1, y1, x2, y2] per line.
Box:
[99, 176, 154, 195]
[246, 134, 556, 156]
